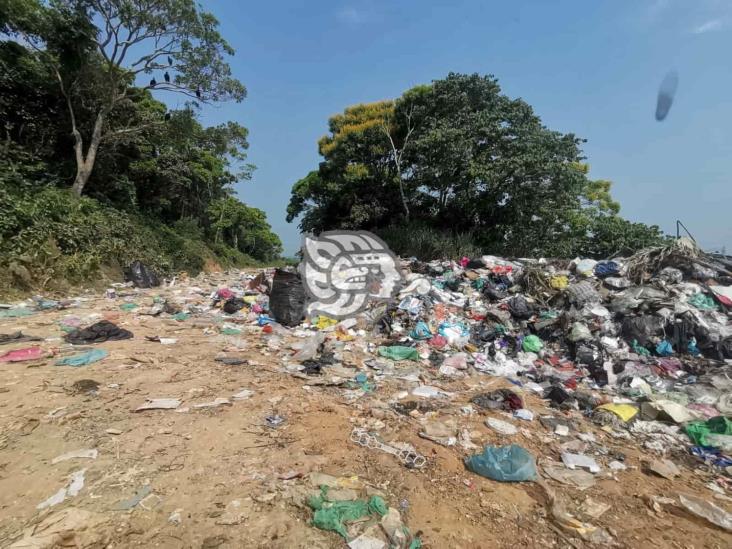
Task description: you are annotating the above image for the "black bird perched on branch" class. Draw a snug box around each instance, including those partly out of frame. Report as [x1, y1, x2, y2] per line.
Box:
[164, 72, 170, 83]
[195, 87, 201, 99]
[149, 77, 157, 87]
[164, 112, 171, 121]
[168, 56, 173, 66]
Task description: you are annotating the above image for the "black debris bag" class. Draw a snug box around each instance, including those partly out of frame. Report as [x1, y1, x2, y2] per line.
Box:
[621, 315, 665, 346]
[269, 269, 307, 326]
[508, 295, 533, 320]
[223, 298, 246, 314]
[125, 261, 160, 288]
[482, 282, 507, 301]
[471, 389, 523, 411]
[65, 321, 133, 344]
[465, 258, 486, 269]
[0, 331, 43, 345]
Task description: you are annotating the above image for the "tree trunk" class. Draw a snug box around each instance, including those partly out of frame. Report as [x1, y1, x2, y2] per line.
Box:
[70, 112, 105, 197]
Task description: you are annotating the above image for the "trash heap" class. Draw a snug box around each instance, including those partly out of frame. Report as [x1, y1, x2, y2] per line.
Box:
[255, 237, 731, 542]
[1, 236, 731, 546]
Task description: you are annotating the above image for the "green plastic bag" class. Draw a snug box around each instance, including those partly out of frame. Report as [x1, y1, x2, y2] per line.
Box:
[308, 487, 387, 539]
[685, 416, 732, 447]
[465, 444, 538, 482]
[522, 335, 543, 353]
[688, 293, 719, 311]
[378, 345, 419, 361]
[119, 303, 138, 312]
[56, 348, 108, 367]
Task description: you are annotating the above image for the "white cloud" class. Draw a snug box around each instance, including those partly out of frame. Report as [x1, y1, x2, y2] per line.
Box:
[336, 7, 364, 24]
[691, 18, 724, 33]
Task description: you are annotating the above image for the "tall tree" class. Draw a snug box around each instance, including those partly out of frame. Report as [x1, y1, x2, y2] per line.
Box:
[4, 0, 246, 195]
[288, 73, 666, 258]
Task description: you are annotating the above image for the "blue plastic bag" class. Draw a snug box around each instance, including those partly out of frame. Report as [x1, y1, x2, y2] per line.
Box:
[594, 261, 620, 278]
[410, 321, 432, 340]
[465, 445, 537, 482]
[656, 340, 674, 357]
[56, 348, 108, 367]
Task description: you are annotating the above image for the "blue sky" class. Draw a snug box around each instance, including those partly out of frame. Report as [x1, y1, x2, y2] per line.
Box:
[186, 0, 732, 255]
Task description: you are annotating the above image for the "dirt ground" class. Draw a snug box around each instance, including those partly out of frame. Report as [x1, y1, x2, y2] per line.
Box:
[0, 272, 731, 548]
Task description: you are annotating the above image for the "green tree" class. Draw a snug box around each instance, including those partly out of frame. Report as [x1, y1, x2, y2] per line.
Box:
[287, 100, 406, 233]
[3, 0, 246, 195]
[208, 197, 282, 261]
[288, 72, 666, 258]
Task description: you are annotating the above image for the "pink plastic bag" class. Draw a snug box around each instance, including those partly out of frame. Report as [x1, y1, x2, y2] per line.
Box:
[0, 347, 45, 363]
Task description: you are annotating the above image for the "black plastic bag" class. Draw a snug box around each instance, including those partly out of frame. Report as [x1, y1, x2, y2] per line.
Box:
[269, 269, 306, 326]
[125, 261, 160, 288]
[508, 295, 532, 320]
[621, 315, 665, 346]
[223, 298, 246, 314]
[65, 321, 133, 344]
[466, 258, 486, 269]
[482, 282, 507, 301]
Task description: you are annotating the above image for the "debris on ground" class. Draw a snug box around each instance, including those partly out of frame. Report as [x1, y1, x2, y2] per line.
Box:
[1, 240, 731, 546]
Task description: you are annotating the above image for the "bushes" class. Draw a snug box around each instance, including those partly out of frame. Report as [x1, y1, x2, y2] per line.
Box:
[377, 223, 482, 260]
[0, 186, 262, 294]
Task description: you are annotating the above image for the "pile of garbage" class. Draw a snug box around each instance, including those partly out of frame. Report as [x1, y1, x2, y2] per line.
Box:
[2, 236, 731, 545]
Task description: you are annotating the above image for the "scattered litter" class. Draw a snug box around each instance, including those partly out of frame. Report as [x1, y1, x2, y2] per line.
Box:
[56, 348, 108, 367]
[678, 493, 732, 532]
[465, 445, 537, 482]
[114, 485, 153, 510]
[0, 347, 45, 363]
[561, 453, 601, 474]
[51, 449, 98, 464]
[65, 321, 132, 344]
[37, 469, 86, 510]
[134, 398, 181, 411]
[485, 417, 518, 436]
[351, 428, 426, 468]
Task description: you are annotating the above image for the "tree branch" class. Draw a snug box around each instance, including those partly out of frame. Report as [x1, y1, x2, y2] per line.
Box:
[101, 120, 164, 142]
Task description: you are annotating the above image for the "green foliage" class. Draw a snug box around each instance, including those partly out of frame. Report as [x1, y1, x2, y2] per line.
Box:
[0, 185, 261, 292]
[0, 9, 282, 293]
[288, 72, 667, 258]
[207, 197, 282, 261]
[377, 223, 482, 260]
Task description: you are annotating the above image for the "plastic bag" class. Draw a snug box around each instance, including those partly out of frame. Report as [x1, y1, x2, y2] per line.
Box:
[410, 321, 432, 340]
[0, 347, 45, 363]
[685, 416, 732, 447]
[574, 259, 597, 277]
[566, 281, 600, 306]
[594, 261, 619, 278]
[622, 316, 664, 346]
[688, 293, 719, 311]
[56, 349, 108, 367]
[292, 332, 325, 361]
[508, 296, 532, 320]
[378, 346, 419, 361]
[308, 488, 387, 539]
[465, 445, 537, 482]
[64, 321, 133, 344]
[522, 334, 543, 353]
[549, 275, 569, 290]
[125, 261, 160, 288]
[223, 298, 246, 314]
[269, 269, 306, 327]
[656, 340, 674, 357]
[569, 322, 592, 342]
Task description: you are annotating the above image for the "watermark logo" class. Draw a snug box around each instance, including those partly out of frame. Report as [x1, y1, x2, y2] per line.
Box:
[300, 231, 403, 319]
